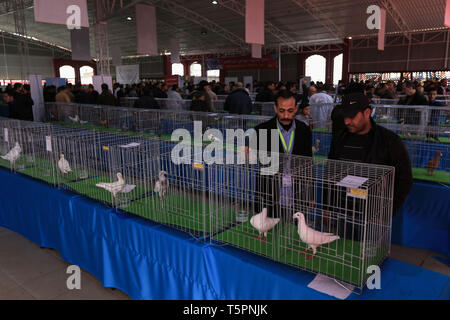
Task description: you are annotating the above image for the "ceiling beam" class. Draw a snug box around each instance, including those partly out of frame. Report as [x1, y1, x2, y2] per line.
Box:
[143, 0, 248, 50]
[290, 0, 342, 40]
[217, 0, 298, 51]
[379, 0, 411, 40]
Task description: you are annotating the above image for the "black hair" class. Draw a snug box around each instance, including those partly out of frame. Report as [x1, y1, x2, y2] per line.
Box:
[101, 83, 109, 91]
[275, 90, 296, 106]
[404, 81, 415, 89]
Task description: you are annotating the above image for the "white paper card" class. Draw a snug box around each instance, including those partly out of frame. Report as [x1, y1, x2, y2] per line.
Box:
[336, 175, 368, 188]
[4, 128, 8, 142]
[307, 274, 355, 300]
[45, 136, 52, 152]
[120, 142, 141, 148]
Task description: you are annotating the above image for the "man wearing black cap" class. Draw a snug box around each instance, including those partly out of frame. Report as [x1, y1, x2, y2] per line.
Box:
[328, 93, 413, 215]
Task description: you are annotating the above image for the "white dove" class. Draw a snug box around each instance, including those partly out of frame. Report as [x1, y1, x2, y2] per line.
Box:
[293, 212, 340, 259]
[57, 153, 72, 175]
[69, 115, 87, 125]
[205, 127, 221, 143]
[154, 171, 168, 200]
[312, 139, 320, 154]
[95, 172, 125, 199]
[1, 142, 21, 164]
[250, 208, 280, 242]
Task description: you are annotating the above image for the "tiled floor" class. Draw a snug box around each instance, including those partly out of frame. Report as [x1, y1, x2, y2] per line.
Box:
[0, 225, 448, 300]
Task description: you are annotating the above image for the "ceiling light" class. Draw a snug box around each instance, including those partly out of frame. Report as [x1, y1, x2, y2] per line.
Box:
[212, 1, 218, 4]
[126, 16, 132, 21]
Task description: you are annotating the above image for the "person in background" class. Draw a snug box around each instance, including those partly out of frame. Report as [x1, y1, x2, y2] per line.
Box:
[74, 84, 90, 104]
[190, 80, 211, 112]
[223, 82, 252, 115]
[295, 105, 314, 128]
[4, 89, 34, 121]
[427, 88, 444, 141]
[55, 86, 72, 103]
[328, 92, 412, 216]
[205, 82, 218, 110]
[245, 83, 251, 94]
[397, 81, 427, 125]
[255, 81, 276, 102]
[43, 85, 57, 102]
[134, 86, 159, 109]
[97, 83, 117, 106]
[87, 84, 99, 104]
[0, 89, 10, 118]
[308, 84, 334, 122]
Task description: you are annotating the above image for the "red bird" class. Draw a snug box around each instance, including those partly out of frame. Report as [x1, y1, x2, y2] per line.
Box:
[424, 152, 443, 176]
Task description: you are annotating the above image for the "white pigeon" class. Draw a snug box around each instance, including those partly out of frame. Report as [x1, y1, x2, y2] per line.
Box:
[69, 115, 87, 125]
[293, 212, 340, 259]
[205, 127, 221, 143]
[95, 173, 125, 199]
[154, 171, 169, 200]
[250, 208, 280, 242]
[1, 142, 21, 164]
[57, 153, 72, 175]
[312, 139, 320, 154]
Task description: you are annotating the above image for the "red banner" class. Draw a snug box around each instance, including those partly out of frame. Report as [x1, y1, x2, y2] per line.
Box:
[220, 55, 278, 71]
[164, 75, 181, 88]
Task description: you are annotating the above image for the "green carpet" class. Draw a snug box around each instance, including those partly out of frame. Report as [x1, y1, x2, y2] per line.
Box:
[412, 168, 450, 184]
[213, 220, 387, 287]
[64, 176, 151, 205]
[125, 194, 236, 234]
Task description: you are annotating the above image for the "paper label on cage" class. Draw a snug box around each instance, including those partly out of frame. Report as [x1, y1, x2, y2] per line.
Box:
[3, 128, 8, 142]
[347, 188, 368, 199]
[102, 146, 109, 151]
[120, 142, 141, 148]
[282, 174, 292, 187]
[45, 136, 52, 152]
[336, 175, 368, 188]
[193, 162, 204, 170]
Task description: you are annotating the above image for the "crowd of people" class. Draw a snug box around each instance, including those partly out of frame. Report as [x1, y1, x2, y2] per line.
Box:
[0, 76, 448, 123]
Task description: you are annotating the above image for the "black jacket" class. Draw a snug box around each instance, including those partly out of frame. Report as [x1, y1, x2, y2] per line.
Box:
[134, 95, 160, 109]
[397, 92, 428, 124]
[9, 94, 34, 121]
[255, 88, 275, 103]
[224, 88, 253, 114]
[254, 117, 313, 218]
[328, 118, 413, 215]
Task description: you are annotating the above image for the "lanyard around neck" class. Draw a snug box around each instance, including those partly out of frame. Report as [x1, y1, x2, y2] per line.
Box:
[277, 122, 294, 153]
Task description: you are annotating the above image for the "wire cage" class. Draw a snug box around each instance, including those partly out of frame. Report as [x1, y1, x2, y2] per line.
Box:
[155, 98, 191, 111]
[51, 130, 155, 207]
[110, 139, 210, 238]
[372, 104, 450, 184]
[133, 109, 163, 137]
[209, 152, 395, 293]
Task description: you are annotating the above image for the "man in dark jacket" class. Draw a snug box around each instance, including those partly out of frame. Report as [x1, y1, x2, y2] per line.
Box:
[4, 90, 34, 121]
[397, 81, 427, 125]
[97, 84, 116, 106]
[328, 93, 413, 217]
[253, 90, 313, 222]
[224, 82, 253, 114]
[134, 87, 160, 109]
[255, 81, 276, 102]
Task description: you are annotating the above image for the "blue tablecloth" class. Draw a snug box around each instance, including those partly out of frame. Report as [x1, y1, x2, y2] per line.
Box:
[0, 169, 448, 300]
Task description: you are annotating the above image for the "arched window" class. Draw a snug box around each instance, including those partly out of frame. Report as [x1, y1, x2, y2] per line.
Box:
[333, 54, 343, 86]
[80, 66, 94, 85]
[305, 55, 326, 84]
[207, 69, 220, 82]
[190, 62, 202, 77]
[172, 63, 184, 76]
[59, 65, 76, 84]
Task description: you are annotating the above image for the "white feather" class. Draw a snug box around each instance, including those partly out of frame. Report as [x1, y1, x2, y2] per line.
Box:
[57, 154, 72, 174]
[293, 212, 340, 256]
[96, 172, 125, 198]
[250, 208, 280, 239]
[1, 142, 21, 164]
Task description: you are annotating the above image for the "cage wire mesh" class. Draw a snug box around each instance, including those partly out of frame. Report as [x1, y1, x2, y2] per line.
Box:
[209, 152, 394, 293]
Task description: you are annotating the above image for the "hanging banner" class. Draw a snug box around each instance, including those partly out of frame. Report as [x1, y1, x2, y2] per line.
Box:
[136, 4, 158, 55]
[70, 28, 91, 61]
[205, 58, 223, 71]
[251, 44, 262, 59]
[170, 38, 180, 64]
[164, 75, 183, 88]
[245, 0, 264, 45]
[34, 0, 89, 28]
[445, 0, 450, 28]
[30, 75, 44, 122]
[219, 55, 278, 70]
[378, 8, 386, 51]
[93, 75, 113, 94]
[116, 65, 140, 84]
